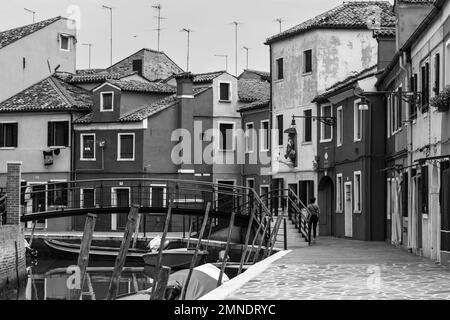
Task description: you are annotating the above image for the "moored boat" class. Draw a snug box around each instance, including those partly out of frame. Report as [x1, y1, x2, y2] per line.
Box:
[142, 248, 208, 270]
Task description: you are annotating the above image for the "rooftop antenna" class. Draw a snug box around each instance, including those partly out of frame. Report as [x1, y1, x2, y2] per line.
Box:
[181, 28, 194, 72]
[152, 4, 167, 52]
[24, 8, 36, 23]
[102, 5, 114, 66]
[82, 43, 93, 69]
[214, 54, 228, 72]
[242, 46, 250, 70]
[231, 21, 242, 76]
[274, 18, 285, 33]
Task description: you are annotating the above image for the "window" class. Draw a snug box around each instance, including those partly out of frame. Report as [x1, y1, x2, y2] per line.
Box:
[48, 182, 68, 206]
[303, 109, 312, 143]
[397, 87, 403, 130]
[421, 62, 430, 112]
[81, 134, 96, 161]
[337, 107, 343, 146]
[354, 172, 362, 212]
[219, 123, 234, 151]
[60, 35, 70, 51]
[261, 120, 270, 151]
[434, 53, 440, 96]
[303, 49, 312, 74]
[132, 59, 143, 76]
[101, 92, 114, 112]
[320, 105, 332, 142]
[245, 123, 254, 153]
[386, 178, 391, 220]
[354, 100, 362, 141]
[117, 133, 135, 161]
[277, 115, 284, 146]
[48, 121, 69, 147]
[0, 122, 18, 148]
[410, 74, 418, 120]
[81, 189, 95, 209]
[276, 58, 284, 80]
[219, 82, 231, 101]
[336, 174, 343, 213]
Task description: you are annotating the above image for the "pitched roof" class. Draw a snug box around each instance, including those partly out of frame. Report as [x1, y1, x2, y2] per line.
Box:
[0, 17, 62, 50]
[239, 100, 270, 112]
[238, 79, 271, 102]
[75, 86, 211, 124]
[313, 65, 380, 102]
[396, 0, 435, 4]
[193, 71, 227, 83]
[56, 69, 138, 84]
[265, 1, 395, 44]
[0, 76, 92, 112]
[105, 79, 176, 94]
[239, 69, 271, 81]
[373, 27, 396, 38]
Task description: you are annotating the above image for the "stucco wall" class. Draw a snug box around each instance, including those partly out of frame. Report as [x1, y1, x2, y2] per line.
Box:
[0, 19, 76, 103]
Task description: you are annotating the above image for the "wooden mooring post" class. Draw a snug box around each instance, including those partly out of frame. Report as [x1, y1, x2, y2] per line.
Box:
[151, 266, 171, 300]
[150, 202, 173, 300]
[106, 205, 139, 300]
[181, 202, 211, 300]
[70, 213, 97, 300]
[217, 211, 236, 287]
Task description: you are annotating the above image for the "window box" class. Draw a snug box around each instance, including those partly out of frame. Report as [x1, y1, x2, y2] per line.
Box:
[430, 86, 450, 112]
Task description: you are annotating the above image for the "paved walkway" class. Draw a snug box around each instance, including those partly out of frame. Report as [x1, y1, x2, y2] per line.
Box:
[227, 237, 450, 300]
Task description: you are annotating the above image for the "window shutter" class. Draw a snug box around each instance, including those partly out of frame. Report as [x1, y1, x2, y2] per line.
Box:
[0, 123, 4, 148]
[48, 122, 54, 147]
[63, 121, 69, 147]
[421, 165, 429, 214]
[12, 123, 18, 147]
[435, 53, 440, 96]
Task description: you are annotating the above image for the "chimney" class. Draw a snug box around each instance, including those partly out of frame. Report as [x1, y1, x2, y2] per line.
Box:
[175, 72, 195, 175]
[394, 0, 434, 50]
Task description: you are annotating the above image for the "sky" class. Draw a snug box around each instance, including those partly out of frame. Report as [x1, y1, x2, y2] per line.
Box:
[0, 0, 394, 75]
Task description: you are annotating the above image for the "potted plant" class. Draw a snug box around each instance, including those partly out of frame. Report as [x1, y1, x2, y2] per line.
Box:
[430, 86, 450, 112]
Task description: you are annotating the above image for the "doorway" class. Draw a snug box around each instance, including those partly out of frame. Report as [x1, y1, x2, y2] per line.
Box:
[112, 187, 130, 231]
[344, 182, 352, 238]
[318, 176, 334, 236]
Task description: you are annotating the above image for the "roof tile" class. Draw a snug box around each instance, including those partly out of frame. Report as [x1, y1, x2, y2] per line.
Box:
[238, 79, 271, 102]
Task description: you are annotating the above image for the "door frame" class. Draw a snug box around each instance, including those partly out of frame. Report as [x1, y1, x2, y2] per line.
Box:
[111, 187, 131, 231]
[215, 179, 236, 210]
[149, 184, 167, 208]
[344, 181, 353, 238]
[80, 188, 96, 209]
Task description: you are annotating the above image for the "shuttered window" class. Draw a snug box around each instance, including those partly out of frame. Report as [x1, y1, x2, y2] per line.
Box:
[410, 74, 418, 120]
[219, 83, 231, 101]
[421, 165, 429, 214]
[276, 58, 284, 80]
[118, 133, 135, 160]
[434, 53, 440, 96]
[304, 109, 312, 143]
[304, 49, 312, 73]
[48, 121, 69, 147]
[421, 63, 430, 112]
[0, 122, 18, 148]
[277, 115, 284, 146]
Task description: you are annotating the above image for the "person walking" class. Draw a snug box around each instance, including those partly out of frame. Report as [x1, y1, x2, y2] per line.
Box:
[306, 197, 320, 245]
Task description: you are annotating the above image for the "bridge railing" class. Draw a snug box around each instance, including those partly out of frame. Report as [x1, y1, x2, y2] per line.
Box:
[21, 178, 271, 224]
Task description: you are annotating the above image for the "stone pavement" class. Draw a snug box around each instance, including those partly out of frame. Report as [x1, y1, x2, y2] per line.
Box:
[226, 237, 450, 300]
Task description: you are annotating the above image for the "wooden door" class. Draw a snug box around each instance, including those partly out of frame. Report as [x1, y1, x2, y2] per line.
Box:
[344, 182, 353, 238]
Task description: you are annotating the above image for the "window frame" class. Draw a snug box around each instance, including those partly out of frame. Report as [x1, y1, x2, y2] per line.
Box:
[48, 121, 69, 148]
[100, 91, 115, 112]
[303, 109, 312, 144]
[353, 171, 362, 213]
[320, 104, 333, 143]
[218, 122, 235, 152]
[245, 122, 255, 153]
[59, 34, 70, 51]
[260, 120, 270, 152]
[0, 121, 18, 149]
[336, 173, 343, 213]
[80, 133, 96, 161]
[303, 49, 313, 74]
[218, 81, 232, 102]
[353, 99, 362, 142]
[276, 58, 284, 80]
[336, 106, 343, 147]
[117, 133, 136, 161]
[276, 114, 284, 146]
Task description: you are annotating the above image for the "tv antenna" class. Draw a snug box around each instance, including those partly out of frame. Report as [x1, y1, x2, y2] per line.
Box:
[274, 18, 285, 33]
[82, 43, 93, 69]
[181, 28, 194, 72]
[24, 8, 36, 23]
[242, 46, 250, 70]
[231, 21, 242, 76]
[152, 4, 167, 52]
[102, 5, 114, 66]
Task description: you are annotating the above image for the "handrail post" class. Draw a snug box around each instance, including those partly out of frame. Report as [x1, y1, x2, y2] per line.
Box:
[237, 207, 255, 276]
[284, 217, 287, 250]
[181, 202, 211, 300]
[217, 211, 236, 287]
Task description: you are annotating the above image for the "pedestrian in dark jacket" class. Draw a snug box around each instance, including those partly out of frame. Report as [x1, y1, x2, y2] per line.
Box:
[306, 197, 320, 245]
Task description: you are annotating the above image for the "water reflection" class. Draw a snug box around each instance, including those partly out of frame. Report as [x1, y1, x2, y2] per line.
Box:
[23, 258, 153, 300]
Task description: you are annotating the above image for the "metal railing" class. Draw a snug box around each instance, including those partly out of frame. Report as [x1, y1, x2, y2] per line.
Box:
[0, 194, 6, 225]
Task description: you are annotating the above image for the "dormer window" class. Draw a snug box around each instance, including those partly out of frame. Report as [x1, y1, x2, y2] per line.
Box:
[60, 34, 70, 51]
[100, 92, 114, 112]
[132, 59, 143, 76]
[219, 82, 231, 102]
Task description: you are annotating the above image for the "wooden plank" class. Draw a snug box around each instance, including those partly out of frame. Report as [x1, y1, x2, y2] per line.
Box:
[29, 221, 37, 246]
[181, 202, 211, 300]
[70, 213, 97, 300]
[149, 202, 173, 300]
[252, 215, 271, 264]
[217, 211, 236, 287]
[151, 266, 171, 300]
[132, 213, 142, 249]
[237, 207, 256, 276]
[106, 206, 139, 300]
